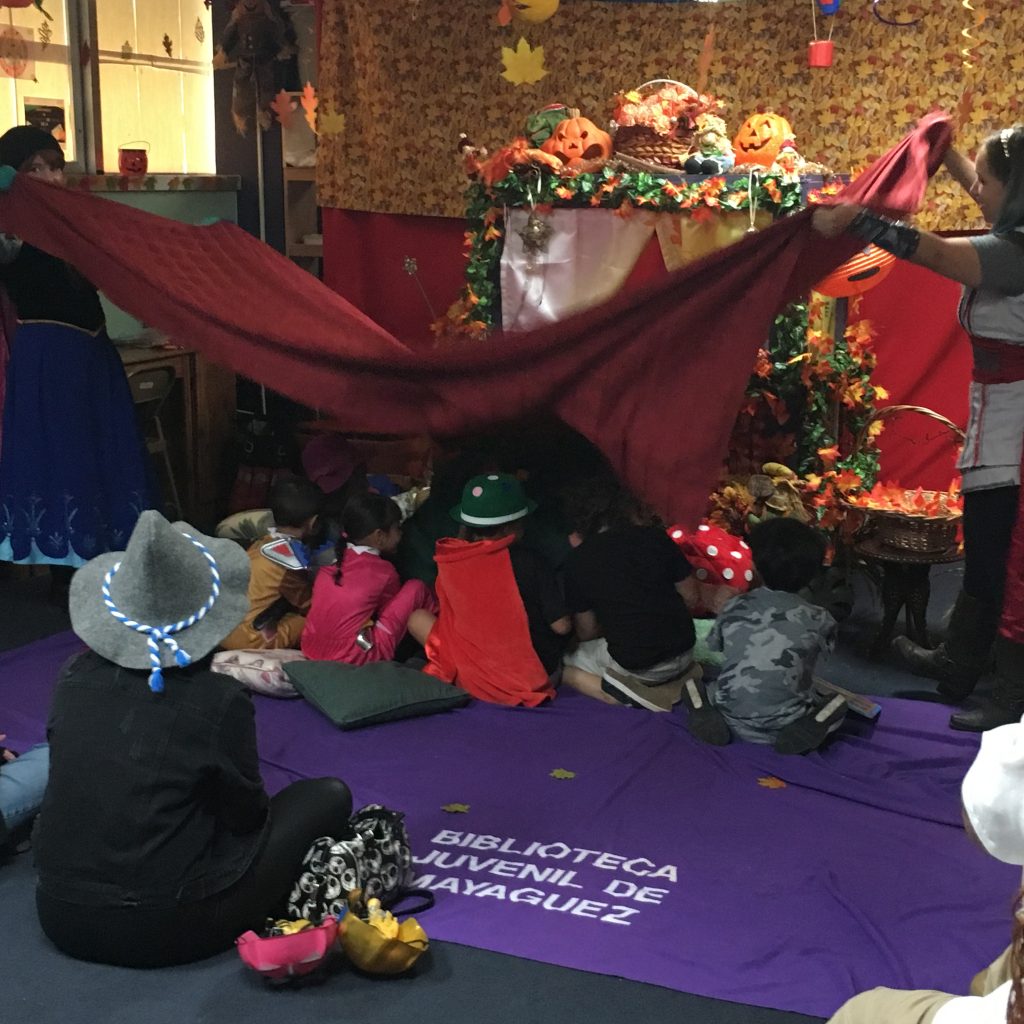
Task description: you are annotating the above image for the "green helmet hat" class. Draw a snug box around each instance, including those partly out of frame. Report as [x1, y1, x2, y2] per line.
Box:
[451, 473, 537, 527]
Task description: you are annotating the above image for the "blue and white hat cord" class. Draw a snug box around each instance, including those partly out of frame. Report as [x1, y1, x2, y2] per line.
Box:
[102, 532, 221, 693]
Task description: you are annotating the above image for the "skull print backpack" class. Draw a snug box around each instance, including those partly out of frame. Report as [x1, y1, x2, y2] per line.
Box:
[287, 805, 434, 923]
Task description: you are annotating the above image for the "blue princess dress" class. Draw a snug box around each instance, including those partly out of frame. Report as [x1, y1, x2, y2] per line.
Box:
[0, 243, 154, 566]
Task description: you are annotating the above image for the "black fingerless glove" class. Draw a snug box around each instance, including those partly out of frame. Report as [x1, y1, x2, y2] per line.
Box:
[847, 209, 921, 260]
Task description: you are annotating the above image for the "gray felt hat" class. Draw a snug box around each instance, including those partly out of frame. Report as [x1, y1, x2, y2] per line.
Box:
[69, 510, 251, 691]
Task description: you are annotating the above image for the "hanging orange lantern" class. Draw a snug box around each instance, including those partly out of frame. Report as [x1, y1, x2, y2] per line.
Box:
[813, 245, 896, 298]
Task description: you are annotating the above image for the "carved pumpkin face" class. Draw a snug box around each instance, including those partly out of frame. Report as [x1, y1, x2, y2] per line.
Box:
[732, 111, 793, 168]
[813, 245, 896, 298]
[540, 113, 612, 168]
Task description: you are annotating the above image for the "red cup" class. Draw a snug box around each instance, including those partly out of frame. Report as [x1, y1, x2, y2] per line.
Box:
[808, 40, 834, 67]
[118, 143, 149, 175]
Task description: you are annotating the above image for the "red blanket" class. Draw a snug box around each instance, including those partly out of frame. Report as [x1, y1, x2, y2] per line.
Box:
[424, 535, 552, 706]
[0, 115, 949, 529]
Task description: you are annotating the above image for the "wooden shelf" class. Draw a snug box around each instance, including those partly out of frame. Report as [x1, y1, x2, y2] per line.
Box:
[284, 166, 316, 181]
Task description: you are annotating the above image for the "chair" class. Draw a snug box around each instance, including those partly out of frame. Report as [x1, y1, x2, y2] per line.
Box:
[127, 367, 182, 519]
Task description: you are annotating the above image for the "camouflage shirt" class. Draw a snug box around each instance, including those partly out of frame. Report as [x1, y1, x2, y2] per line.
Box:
[705, 588, 837, 744]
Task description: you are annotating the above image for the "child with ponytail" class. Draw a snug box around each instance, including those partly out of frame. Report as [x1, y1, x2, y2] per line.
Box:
[301, 493, 438, 664]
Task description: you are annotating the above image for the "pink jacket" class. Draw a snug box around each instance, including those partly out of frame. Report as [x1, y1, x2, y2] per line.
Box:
[301, 549, 399, 663]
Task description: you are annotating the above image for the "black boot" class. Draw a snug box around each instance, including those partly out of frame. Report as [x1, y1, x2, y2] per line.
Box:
[891, 590, 997, 701]
[950, 636, 1024, 732]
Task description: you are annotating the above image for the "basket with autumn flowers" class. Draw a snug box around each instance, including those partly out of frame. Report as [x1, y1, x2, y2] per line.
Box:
[611, 79, 722, 169]
[838, 405, 966, 555]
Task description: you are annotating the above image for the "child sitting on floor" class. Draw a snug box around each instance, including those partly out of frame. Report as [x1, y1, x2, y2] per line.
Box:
[221, 476, 321, 651]
[561, 478, 700, 713]
[301, 492, 438, 664]
[424, 473, 571, 707]
[685, 517, 845, 754]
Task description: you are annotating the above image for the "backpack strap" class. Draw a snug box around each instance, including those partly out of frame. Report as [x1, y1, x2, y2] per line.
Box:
[388, 887, 435, 917]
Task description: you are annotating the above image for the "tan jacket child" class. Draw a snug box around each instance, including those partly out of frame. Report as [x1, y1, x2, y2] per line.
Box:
[221, 477, 321, 650]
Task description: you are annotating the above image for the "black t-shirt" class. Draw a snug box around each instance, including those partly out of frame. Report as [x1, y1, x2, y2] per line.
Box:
[508, 544, 568, 674]
[0, 243, 105, 332]
[565, 525, 694, 670]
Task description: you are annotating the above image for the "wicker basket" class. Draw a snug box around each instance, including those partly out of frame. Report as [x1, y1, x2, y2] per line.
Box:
[612, 79, 699, 169]
[843, 405, 965, 555]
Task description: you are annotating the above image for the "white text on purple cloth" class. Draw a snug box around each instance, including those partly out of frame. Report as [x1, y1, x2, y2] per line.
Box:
[412, 831, 679, 926]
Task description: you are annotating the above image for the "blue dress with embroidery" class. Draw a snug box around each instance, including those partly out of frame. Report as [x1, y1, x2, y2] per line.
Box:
[0, 243, 154, 566]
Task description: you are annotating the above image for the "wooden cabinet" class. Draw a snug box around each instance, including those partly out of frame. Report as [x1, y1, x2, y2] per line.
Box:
[120, 344, 236, 532]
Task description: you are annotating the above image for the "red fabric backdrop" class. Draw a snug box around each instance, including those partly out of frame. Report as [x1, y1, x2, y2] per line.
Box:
[860, 263, 970, 491]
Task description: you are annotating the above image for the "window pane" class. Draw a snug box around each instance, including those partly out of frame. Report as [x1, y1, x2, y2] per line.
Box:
[0, 1, 77, 164]
[96, 0, 214, 173]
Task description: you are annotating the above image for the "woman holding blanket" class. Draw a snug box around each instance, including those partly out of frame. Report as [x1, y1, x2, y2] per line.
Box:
[814, 121, 1024, 732]
[0, 127, 153, 589]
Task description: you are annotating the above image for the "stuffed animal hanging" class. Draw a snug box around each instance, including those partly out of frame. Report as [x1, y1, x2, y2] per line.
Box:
[213, 0, 297, 135]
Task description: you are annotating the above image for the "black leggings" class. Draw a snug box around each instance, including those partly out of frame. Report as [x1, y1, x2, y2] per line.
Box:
[962, 486, 1020, 611]
[37, 777, 352, 968]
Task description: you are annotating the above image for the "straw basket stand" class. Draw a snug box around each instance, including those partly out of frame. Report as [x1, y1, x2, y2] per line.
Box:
[842, 405, 966, 556]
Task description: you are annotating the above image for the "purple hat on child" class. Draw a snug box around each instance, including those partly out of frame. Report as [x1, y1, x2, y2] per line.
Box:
[302, 434, 362, 494]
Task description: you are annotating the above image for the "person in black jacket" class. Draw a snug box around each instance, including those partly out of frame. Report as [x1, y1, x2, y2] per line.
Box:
[33, 510, 352, 967]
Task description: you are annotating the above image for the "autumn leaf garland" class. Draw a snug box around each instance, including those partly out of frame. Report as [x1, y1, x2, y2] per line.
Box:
[435, 165, 803, 338]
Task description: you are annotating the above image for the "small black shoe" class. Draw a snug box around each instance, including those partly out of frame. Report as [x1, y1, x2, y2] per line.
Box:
[773, 695, 848, 755]
[679, 674, 731, 746]
[949, 699, 1024, 733]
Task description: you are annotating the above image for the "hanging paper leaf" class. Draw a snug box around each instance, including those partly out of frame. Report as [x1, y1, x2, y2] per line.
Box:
[120, 39, 132, 59]
[500, 37, 547, 86]
[194, 17, 204, 44]
[300, 81, 318, 134]
[162, 33, 173, 58]
[757, 776, 787, 789]
[319, 108, 345, 136]
[441, 803, 470, 814]
[549, 768, 576, 780]
[270, 89, 294, 129]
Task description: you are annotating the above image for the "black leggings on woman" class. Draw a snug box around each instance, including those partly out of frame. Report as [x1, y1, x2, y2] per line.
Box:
[37, 777, 353, 968]
[962, 485, 1020, 610]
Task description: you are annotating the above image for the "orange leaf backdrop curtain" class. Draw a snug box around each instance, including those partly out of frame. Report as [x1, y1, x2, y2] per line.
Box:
[317, 0, 1007, 228]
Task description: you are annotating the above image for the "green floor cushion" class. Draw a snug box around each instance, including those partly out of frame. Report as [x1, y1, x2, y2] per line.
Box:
[285, 660, 471, 730]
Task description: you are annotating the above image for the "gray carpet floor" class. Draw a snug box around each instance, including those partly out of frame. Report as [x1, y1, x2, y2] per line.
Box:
[0, 560, 971, 1024]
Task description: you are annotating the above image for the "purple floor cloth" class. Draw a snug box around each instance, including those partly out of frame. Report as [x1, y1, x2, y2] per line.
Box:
[2, 632, 1018, 1018]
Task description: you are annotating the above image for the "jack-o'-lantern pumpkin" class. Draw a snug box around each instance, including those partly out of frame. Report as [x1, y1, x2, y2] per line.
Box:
[732, 110, 793, 168]
[813, 245, 896, 298]
[540, 110, 612, 168]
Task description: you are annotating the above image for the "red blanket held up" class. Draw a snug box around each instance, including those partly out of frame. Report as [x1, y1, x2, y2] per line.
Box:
[0, 114, 949, 533]
[424, 534, 552, 706]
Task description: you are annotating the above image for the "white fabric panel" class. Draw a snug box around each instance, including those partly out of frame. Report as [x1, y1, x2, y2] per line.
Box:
[500, 208, 655, 332]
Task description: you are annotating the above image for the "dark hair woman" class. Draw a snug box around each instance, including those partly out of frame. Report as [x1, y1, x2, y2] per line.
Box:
[0, 126, 153, 593]
[814, 122, 1024, 732]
